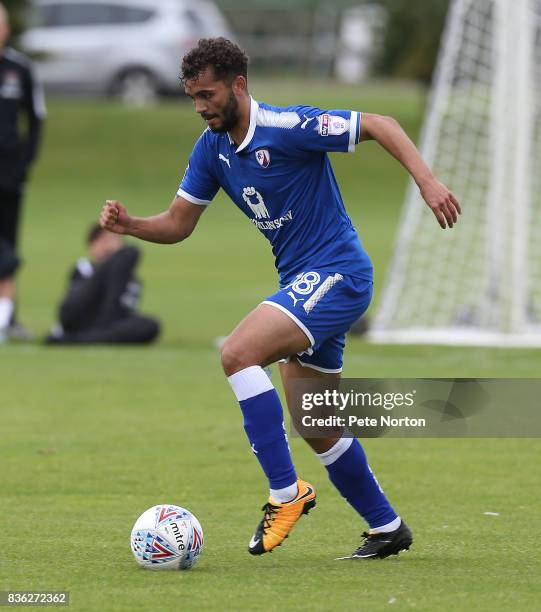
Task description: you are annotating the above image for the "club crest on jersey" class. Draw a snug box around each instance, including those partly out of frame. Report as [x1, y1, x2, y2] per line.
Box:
[255, 149, 271, 168]
[0, 70, 22, 99]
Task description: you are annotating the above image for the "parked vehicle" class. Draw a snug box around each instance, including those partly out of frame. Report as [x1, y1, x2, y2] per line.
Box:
[21, 0, 234, 104]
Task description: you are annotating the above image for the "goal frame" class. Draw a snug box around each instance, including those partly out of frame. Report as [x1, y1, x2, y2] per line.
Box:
[369, 0, 541, 347]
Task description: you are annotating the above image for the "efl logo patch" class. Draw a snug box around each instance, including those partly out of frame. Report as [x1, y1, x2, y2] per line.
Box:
[255, 149, 271, 168]
[318, 114, 349, 136]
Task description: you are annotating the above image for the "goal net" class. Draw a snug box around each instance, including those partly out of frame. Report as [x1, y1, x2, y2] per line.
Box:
[370, 0, 541, 347]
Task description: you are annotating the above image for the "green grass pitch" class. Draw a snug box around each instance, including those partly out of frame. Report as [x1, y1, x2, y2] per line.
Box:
[1, 80, 540, 611]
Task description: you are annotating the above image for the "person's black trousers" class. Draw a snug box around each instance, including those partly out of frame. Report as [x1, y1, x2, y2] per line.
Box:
[0, 188, 22, 280]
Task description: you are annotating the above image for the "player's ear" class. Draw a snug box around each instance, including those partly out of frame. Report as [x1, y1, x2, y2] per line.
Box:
[231, 75, 247, 96]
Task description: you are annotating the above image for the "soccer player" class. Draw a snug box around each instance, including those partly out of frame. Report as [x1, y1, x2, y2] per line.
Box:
[100, 38, 461, 559]
[0, 2, 46, 341]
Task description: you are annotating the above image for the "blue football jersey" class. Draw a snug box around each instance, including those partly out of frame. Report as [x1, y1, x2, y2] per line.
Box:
[177, 97, 373, 286]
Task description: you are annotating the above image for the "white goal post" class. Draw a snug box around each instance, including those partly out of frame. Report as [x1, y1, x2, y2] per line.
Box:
[369, 0, 541, 347]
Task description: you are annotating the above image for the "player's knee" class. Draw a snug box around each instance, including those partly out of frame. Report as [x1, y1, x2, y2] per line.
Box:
[221, 341, 257, 376]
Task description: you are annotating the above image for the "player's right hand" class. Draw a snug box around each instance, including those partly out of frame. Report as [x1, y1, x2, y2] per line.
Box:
[100, 200, 130, 234]
[419, 178, 461, 229]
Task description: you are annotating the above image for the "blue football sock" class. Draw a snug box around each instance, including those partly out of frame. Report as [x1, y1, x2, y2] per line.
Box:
[228, 366, 297, 491]
[318, 436, 398, 529]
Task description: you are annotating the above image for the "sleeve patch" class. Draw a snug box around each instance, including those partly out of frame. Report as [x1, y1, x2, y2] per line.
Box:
[318, 114, 350, 137]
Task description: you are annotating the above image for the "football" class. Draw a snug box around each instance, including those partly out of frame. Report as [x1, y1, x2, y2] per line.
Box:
[130, 504, 204, 570]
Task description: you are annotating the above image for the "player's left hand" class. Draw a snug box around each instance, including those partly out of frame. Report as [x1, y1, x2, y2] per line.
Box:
[419, 178, 461, 229]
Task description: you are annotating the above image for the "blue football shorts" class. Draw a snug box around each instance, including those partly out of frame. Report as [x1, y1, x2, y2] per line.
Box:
[262, 270, 373, 373]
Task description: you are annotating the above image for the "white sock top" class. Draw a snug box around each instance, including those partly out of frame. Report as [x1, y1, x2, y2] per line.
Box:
[270, 482, 299, 504]
[370, 516, 401, 534]
[316, 435, 353, 466]
[227, 365, 275, 401]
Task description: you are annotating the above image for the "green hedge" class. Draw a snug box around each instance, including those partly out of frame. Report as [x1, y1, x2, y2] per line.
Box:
[376, 0, 449, 83]
[3, 0, 29, 41]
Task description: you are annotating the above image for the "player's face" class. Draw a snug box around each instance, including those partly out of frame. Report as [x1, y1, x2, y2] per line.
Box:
[184, 69, 241, 134]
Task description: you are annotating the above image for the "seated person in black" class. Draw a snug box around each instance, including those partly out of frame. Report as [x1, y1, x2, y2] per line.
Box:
[46, 224, 160, 344]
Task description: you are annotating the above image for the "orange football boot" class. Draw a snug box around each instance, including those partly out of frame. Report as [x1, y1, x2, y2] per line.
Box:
[248, 479, 316, 555]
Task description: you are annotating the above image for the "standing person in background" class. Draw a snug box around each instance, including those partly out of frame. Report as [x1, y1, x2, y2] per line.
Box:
[0, 1, 46, 342]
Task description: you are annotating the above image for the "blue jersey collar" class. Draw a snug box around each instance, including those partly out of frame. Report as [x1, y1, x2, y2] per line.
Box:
[229, 96, 259, 153]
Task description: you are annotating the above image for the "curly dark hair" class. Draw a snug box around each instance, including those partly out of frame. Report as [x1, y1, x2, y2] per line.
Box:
[181, 37, 248, 84]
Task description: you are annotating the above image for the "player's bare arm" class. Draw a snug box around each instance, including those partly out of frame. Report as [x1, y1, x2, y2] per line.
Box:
[99, 196, 205, 243]
[360, 112, 461, 229]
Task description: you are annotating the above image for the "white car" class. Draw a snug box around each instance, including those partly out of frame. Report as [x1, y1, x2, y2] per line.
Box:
[21, 0, 234, 104]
